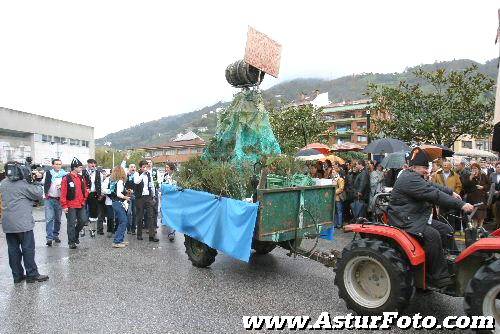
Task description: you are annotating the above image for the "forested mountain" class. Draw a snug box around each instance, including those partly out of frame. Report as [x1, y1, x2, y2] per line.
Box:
[97, 58, 498, 149]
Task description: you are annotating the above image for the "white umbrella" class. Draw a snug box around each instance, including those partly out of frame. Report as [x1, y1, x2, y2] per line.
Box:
[455, 148, 497, 159]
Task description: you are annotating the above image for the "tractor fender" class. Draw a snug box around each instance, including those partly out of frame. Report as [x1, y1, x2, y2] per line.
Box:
[455, 238, 500, 264]
[489, 228, 500, 237]
[344, 224, 425, 266]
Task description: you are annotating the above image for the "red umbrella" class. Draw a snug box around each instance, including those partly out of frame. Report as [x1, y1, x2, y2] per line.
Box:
[302, 143, 331, 155]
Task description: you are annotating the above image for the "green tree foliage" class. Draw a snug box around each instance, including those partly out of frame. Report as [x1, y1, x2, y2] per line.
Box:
[336, 151, 366, 162]
[269, 104, 330, 154]
[175, 157, 254, 199]
[366, 65, 495, 147]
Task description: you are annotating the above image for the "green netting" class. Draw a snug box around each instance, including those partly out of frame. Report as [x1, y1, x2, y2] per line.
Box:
[266, 173, 315, 189]
[289, 174, 315, 187]
[266, 174, 289, 189]
[203, 89, 281, 164]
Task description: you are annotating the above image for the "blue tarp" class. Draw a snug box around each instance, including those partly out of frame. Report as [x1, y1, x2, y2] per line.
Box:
[161, 184, 259, 262]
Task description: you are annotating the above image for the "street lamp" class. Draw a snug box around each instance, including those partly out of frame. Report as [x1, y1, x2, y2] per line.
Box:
[366, 109, 372, 160]
[103, 142, 115, 167]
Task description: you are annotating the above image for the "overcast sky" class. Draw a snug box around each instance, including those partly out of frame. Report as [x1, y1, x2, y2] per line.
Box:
[0, 1, 498, 138]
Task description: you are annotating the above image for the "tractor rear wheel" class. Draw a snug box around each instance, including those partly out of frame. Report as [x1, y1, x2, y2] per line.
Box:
[184, 235, 217, 268]
[335, 238, 414, 315]
[464, 260, 500, 333]
[252, 240, 277, 255]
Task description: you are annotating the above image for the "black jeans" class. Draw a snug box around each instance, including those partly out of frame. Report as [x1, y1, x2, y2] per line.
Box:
[86, 192, 100, 220]
[97, 198, 107, 233]
[135, 195, 155, 237]
[105, 204, 116, 233]
[495, 201, 500, 229]
[66, 207, 87, 244]
[6, 230, 39, 280]
[422, 219, 454, 281]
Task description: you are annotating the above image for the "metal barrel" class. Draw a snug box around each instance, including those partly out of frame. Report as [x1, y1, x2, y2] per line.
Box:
[225, 60, 264, 87]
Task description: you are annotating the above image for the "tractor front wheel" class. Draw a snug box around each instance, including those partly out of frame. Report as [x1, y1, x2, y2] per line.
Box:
[464, 260, 500, 333]
[184, 235, 217, 268]
[335, 238, 414, 315]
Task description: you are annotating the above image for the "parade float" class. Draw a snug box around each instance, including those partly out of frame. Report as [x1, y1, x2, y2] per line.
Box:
[161, 27, 338, 267]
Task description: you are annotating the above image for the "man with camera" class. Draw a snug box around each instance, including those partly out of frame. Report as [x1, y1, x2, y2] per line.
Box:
[0, 161, 49, 284]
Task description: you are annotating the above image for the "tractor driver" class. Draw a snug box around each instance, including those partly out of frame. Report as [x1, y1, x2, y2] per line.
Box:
[387, 147, 474, 288]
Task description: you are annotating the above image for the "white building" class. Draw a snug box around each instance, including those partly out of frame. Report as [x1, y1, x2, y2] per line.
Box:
[0, 107, 94, 166]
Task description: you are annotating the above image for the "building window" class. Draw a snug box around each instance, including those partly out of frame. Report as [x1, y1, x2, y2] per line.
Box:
[53, 136, 60, 143]
[179, 148, 189, 155]
[34, 134, 42, 142]
[357, 135, 367, 142]
[197, 148, 204, 153]
[60, 137, 67, 144]
[462, 141, 472, 149]
[357, 122, 367, 130]
[42, 134, 52, 142]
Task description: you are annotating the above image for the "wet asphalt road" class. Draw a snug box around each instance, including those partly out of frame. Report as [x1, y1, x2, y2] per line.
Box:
[0, 208, 471, 334]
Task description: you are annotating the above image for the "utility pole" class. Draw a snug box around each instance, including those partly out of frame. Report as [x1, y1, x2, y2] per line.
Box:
[491, 9, 500, 154]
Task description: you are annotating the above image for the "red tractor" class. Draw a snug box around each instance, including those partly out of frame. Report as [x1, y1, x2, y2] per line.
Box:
[334, 206, 500, 332]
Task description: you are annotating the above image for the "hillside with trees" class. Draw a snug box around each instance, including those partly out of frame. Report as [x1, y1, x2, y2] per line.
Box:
[97, 58, 498, 149]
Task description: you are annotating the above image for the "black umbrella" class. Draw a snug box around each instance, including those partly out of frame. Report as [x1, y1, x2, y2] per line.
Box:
[380, 152, 407, 169]
[363, 138, 410, 154]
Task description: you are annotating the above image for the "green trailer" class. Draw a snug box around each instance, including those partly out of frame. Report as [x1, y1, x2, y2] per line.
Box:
[184, 184, 338, 268]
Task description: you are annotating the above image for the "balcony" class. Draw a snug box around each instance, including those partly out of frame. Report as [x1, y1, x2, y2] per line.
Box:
[332, 116, 364, 123]
[336, 128, 354, 135]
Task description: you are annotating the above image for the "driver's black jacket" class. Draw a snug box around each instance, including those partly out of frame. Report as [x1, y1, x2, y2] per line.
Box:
[387, 169, 465, 235]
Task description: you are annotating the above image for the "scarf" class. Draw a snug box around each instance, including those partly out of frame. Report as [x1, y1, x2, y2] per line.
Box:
[51, 169, 68, 179]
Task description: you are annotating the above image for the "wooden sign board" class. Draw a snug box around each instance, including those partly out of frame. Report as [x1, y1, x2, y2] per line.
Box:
[244, 26, 282, 78]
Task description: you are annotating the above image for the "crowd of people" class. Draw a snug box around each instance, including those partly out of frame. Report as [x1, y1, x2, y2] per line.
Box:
[43, 156, 178, 249]
[0, 155, 177, 284]
[307, 157, 500, 232]
[2, 151, 500, 285]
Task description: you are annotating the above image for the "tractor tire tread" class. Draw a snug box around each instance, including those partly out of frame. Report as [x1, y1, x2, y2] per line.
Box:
[463, 260, 500, 333]
[184, 235, 217, 268]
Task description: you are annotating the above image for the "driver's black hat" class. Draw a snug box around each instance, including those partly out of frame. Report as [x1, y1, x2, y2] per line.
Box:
[409, 147, 430, 167]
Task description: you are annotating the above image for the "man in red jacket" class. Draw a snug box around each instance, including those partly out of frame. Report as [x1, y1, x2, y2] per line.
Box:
[60, 158, 89, 249]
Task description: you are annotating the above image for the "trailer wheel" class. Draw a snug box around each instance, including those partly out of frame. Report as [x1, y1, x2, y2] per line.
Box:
[334, 238, 414, 315]
[184, 235, 217, 268]
[464, 260, 500, 334]
[252, 240, 276, 255]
